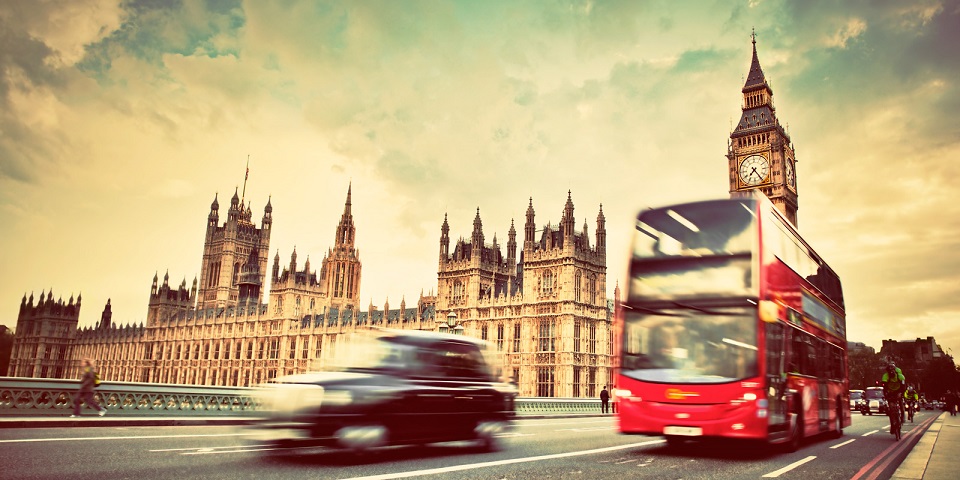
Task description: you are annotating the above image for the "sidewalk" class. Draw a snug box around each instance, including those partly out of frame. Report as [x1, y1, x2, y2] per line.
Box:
[893, 411, 958, 479]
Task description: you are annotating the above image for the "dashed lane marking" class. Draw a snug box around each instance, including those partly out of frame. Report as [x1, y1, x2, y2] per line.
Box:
[830, 439, 856, 449]
[337, 439, 666, 480]
[762, 455, 817, 478]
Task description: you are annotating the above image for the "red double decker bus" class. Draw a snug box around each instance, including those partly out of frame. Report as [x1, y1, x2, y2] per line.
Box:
[616, 193, 847, 451]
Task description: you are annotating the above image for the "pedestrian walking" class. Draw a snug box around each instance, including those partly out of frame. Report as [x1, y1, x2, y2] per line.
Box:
[71, 358, 106, 417]
[600, 385, 610, 414]
[947, 390, 958, 416]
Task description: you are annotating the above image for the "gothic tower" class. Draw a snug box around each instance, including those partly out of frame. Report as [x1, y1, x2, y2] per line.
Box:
[146, 271, 196, 325]
[520, 192, 606, 310]
[320, 184, 362, 310]
[437, 207, 515, 312]
[727, 32, 799, 226]
[9, 289, 81, 378]
[196, 186, 272, 310]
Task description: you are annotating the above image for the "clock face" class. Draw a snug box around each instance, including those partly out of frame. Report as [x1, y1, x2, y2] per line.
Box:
[739, 155, 769, 186]
[785, 160, 796, 188]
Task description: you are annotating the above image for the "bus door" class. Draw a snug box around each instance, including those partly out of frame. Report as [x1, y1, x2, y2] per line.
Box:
[765, 322, 788, 432]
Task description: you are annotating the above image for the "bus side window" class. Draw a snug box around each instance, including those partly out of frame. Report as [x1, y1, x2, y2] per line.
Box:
[804, 337, 817, 376]
[789, 330, 803, 374]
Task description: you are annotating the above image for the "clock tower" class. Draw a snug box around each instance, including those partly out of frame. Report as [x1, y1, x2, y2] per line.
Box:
[727, 32, 798, 226]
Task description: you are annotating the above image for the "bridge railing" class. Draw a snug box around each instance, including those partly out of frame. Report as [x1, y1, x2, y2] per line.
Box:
[0, 377, 604, 417]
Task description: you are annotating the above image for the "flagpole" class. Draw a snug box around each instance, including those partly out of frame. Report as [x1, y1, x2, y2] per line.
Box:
[241, 155, 250, 204]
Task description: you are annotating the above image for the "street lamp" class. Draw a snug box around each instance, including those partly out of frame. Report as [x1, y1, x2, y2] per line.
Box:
[446, 311, 464, 335]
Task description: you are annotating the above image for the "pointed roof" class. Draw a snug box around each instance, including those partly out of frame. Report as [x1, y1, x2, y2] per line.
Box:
[743, 29, 769, 92]
[343, 182, 352, 216]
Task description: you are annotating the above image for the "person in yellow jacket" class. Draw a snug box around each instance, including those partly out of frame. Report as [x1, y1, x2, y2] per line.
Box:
[903, 385, 919, 421]
[881, 362, 906, 425]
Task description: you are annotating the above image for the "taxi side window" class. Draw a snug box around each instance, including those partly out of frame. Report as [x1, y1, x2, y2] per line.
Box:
[429, 342, 490, 380]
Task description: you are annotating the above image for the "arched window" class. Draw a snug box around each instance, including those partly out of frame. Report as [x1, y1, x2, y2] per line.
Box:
[575, 271, 583, 302]
[542, 271, 554, 295]
[589, 275, 597, 304]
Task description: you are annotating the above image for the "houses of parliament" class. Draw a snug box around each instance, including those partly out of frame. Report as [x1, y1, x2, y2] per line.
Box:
[8, 37, 798, 399]
[8, 182, 615, 398]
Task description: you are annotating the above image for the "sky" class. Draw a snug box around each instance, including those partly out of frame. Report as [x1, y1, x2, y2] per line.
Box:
[1, 0, 958, 355]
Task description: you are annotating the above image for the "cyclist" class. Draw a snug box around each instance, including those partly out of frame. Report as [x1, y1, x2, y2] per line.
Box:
[882, 362, 906, 432]
[904, 385, 920, 422]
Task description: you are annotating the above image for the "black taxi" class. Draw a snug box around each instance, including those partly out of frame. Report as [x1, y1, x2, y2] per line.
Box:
[247, 329, 517, 452]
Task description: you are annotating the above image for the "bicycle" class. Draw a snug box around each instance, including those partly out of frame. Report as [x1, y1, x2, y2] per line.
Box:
[886, 395, 903, 440]
[906, 401, 916, 423]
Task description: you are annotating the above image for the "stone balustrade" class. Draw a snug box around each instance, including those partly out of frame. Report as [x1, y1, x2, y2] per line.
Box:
[0, 377, 604, 417]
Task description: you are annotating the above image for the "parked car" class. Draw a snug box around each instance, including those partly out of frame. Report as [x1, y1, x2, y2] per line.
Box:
[849, 389, 864, 411]
[247, 329, 518, 453]
[860, 387, 886, 415]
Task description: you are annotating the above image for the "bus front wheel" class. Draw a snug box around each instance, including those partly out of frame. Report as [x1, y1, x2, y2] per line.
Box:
[832, 403, 844, 439]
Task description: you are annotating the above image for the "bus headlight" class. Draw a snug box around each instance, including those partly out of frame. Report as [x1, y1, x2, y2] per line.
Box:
[757, 398, 768, 418]
[759, 300, 779, 323]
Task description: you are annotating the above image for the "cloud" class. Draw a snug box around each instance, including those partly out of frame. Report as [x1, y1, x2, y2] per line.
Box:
[1, 0, 959, 356]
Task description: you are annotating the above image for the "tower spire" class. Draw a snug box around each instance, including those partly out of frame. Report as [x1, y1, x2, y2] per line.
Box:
[744, 28, 769, 91]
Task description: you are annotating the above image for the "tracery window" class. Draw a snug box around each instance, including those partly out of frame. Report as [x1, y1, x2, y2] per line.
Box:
[541, 270, 554, 295]
[574, 270, 582, 302]
[538, 319, 555, 352]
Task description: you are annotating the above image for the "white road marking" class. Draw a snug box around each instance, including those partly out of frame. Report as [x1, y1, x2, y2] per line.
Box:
[762, 455, 817, 478]
[150, 444, 271, 452]
[830, 439, 856, 449]
[338, 440, 666, 480]
[514, 419, 611, 427]
[0, 433, 252, 444]
[157, 432, 535, 456]
[862, 430, 878, 436]
[556, 427, 614, 432]
[182, 447, 288, 455]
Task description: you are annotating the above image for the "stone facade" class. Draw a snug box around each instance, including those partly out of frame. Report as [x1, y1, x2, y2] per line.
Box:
[9, 185, 613, 397]
[437, 192, 613, 398]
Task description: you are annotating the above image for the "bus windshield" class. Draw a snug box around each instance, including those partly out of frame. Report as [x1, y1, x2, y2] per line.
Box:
[629, 199, 757, 301]
[622, 306, 758, 384]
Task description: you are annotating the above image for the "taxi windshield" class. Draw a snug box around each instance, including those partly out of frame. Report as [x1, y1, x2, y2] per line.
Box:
[316, 331, 500, 381]
[865, 389, 884, 400]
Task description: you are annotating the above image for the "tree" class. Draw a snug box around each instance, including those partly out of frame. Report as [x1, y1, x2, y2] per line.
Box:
[919, 356, 960, 400]
[848, 348, 882, 389]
